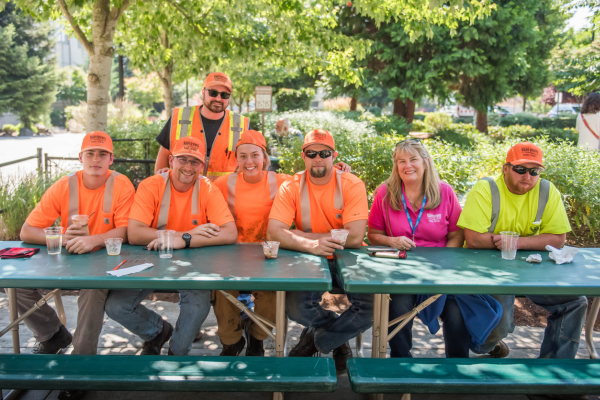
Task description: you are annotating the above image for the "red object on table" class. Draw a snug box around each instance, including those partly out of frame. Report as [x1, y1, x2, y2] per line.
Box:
[0, 247, 40, 259]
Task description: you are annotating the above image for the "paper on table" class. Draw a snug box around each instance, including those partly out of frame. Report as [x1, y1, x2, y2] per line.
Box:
[526, 254, 542, 263]
[546, 245, 579, 265]
[107, 263, 153, 277]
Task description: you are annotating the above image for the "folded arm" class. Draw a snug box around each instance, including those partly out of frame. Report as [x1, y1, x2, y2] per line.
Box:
[464, 228, 565, 251]
[128, 219, 238, 249]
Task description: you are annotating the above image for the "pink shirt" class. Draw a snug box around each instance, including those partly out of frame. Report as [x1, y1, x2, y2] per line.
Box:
[368, 181, 462, 247]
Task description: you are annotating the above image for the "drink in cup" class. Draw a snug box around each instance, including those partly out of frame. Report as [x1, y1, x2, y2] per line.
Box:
[71, 214, 90, 235]
[331, 229, 350, 246]
[44, 227, 64, 255]
[157, 230, 175, 259]
[261, 241, 280, 259]
[500, 231, 520, 260]
[105, 238, 123, 256]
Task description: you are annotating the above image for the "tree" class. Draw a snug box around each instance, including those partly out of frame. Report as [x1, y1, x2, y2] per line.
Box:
[57, 67, 88, 104]
[0, 3, 56, 131]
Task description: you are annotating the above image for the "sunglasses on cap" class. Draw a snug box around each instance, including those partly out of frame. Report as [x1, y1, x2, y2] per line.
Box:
[205, 89, 231, 100]
[303, 149, 334, 159]
[508, 163, 544, 176]
[395, 138, 423, 147]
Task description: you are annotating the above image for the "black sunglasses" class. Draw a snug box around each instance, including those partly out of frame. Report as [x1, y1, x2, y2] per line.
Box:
[508, 163, 544, 176]
[205, 89, 231, 100]
[303, 149, 334, 159]
[395, 138, 423, 147]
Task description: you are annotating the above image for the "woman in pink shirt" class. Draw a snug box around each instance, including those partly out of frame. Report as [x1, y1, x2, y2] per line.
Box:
[367, 139, 470, 357]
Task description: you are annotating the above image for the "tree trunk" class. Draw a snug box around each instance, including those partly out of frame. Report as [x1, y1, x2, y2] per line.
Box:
[160, 63, 174, 118]
[522, 96, 527, 113]
[476, 110, 488, 133]
[239, 94, 243, 113]
[350, 97, 358, 111]
[393, 98, 415, 124]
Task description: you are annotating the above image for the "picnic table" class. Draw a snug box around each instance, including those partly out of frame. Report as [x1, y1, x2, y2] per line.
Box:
[335, 246, 600, 399]
[0, 241, 337, 400]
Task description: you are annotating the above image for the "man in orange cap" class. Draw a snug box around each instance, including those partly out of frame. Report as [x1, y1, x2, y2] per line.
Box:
[267, 129, 371, 370]
[19, 131, 136, 398]
[458, 142, 586, 368]
[154, 72, 251, 181]
[105, 136, 238, 357]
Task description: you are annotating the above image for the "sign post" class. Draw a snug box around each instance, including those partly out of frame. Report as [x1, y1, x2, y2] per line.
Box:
[255, 86, 273, 135]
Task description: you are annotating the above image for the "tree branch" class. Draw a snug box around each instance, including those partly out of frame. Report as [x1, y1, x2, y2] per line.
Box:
[109, 0, 130, 26]
[165, 0, 209, 38]
[149, 57, 166, 82]
[56, 0, 93, 54]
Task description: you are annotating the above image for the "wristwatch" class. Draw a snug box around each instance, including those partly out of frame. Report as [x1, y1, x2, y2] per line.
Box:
[182, 233, 192, 249]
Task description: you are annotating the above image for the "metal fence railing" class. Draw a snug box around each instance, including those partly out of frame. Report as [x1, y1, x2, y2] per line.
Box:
[0, 148, 43, 170]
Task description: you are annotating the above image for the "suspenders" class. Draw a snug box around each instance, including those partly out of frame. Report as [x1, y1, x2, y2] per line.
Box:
[156, 172, 205, 230]
[226, 171, 278, 221]
[298, 169, 345, 233]
[67, 171, 121, 226]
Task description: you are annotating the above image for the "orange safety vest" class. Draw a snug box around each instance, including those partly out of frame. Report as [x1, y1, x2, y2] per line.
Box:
[225, 171, 278, 221]
[155, 171, 207, 230]
[170, 106, 250, 181]
[297, 169, 346, 233]
[66, 171, 122, 234]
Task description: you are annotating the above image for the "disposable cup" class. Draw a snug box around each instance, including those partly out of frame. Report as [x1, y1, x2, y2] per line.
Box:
[157, 230, 176, 259]
[105, 238, 123, 256]
[71, 214, 90, 235]
[331, 229, 350, 246]
[44, 227, 64, 255]
[261, 241, 280, 259]
[500, 231, 520, 260]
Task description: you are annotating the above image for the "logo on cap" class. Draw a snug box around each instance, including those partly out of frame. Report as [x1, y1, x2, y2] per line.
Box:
[90, 135, 106, 144]
[313, 132, 327, 141]
[183, 140, 199, 151]
[213, 74, 227, 82]
[520, 147, 539, 158]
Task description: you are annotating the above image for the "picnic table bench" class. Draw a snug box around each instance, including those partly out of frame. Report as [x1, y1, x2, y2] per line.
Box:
[336, 246, 600, 399]
[0, 242, 337, 400]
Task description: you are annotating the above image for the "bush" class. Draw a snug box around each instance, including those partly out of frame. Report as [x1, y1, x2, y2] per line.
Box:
[242, 112, 263, 132]
[499, 113, 540, 128]
[274, 88, 315, 112]
[367, 106, 382, 117]
[424, 112, 453, 133]
[2, 124, 21, 134]
[65, 100, 146, 133]
[369, 115, 411, 136]
[50, 110, 66, 127]
[0, 170, 65, 240]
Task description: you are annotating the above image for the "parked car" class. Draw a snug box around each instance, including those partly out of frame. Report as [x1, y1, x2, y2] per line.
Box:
[438, 104, 475, 118]
[547, 104, 582, 117]
[491, 106, 513, 117]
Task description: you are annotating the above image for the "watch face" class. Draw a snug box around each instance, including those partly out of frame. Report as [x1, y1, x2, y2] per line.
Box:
[183, 233, 191, 240]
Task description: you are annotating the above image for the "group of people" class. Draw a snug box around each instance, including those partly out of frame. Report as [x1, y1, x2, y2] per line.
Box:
[14, 71, 587, 400]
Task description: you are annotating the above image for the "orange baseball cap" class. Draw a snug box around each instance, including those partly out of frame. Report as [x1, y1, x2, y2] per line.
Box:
[236, 130, 267, 151]
[204, 72, 233, 92]
[172, 137, 206, 163]
[81, 131, 113, 153]
[506, 142, 544, 168]
[302, 129, 335, 151]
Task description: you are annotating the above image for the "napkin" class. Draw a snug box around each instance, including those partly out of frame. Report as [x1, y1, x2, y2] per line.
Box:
[107, 263, 153, 277]
[546, 245, 579, 265]
[525, 254, 542, 263]
[0, 247, 40, 259]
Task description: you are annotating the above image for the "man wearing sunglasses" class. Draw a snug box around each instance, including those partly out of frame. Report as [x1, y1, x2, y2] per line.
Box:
[267, 129, 371, 370]
[458, 143, 587, 371]
[106, 136, 238, 357]
[154, 72, 250, 181]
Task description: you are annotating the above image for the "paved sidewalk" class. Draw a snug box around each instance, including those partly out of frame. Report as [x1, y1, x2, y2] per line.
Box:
[1, 292, 599, 400]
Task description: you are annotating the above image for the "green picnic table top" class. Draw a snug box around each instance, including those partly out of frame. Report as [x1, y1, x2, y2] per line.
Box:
[335, 246, 600, 296]
[0, 241, 332, 291]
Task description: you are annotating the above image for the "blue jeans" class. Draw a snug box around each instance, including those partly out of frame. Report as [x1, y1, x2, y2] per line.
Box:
[286, 261, 374, 354]
[470, 294, 587, 359]
[238, 293, 254, 320]
[105, 289, 211, 356]
[389, 294, 471, 358]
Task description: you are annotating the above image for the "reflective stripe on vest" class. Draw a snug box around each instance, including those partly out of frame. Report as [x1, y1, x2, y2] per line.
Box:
[67, 171, 122, 226]
[298, 169, 345, 233]
[226, 171, 277, 221]
[156, 172, 204, 230]
[482, 177, 550, 233]
[175, 106, 197, 140]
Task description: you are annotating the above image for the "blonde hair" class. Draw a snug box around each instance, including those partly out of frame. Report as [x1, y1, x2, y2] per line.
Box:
[383, 140, 441, 211]
[234, 147, 271, 172]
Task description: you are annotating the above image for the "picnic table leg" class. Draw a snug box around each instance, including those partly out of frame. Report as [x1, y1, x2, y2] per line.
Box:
[586, 297, 600, 359]
[371, 293, 382, 358]
[54, 290, 67, 327]
[372, 294, 390, 400]
[7, 289, 20, 354]
[273, 290, 286, 400]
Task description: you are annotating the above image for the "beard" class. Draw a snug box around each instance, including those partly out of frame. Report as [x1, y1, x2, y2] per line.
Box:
[205, 99, 225, 113]
[310, 165, 328, 178]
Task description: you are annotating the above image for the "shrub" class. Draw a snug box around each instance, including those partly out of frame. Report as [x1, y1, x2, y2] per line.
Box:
[410, 120, 429, 133]
[367, 106, 382, 117]
[369, 115, 411, 136]
[274, 88, 315, 112]
[241, 112, 263, 132]
[424, 112, 453, 133]
[49, 110, 66, 127]
[499, 113, 540, 128]
[2, 124, 20, 134]
[324, 97, 351, 111]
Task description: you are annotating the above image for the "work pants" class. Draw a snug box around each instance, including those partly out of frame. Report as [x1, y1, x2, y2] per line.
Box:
[213, 290, 276, 345]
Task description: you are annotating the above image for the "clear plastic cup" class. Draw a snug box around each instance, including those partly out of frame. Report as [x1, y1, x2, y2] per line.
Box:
[261, 241, 280, 259]
[331, 229, 350, 246]
[44, 227, 64, 255]
[500, 231, 520, 260]
[157, 230, 175, 259]
[105, 238, 123, 256]
[71, 214, 90, 236]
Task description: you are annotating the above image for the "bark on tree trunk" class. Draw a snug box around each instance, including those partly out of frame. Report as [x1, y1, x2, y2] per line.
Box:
[476, 110, 488, 133]
[160, 64, 174, 118]
[522, 96, 527, 113]
[393, 98, 415, 124]
[239, 94, 243, 113]
[350, 97, 358, 111]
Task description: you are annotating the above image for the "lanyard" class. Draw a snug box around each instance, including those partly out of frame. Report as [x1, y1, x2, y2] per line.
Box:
[400, 184, 427, 242]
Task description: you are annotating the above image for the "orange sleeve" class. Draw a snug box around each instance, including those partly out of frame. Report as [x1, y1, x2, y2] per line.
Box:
[112, 176, 136, 228]
[268, 179, 297, 227]
[128, 178, 160, 227]
[203, 180, 235, 227]
[341, 177, 369, 224]
[213, 175, 229, 202]
[276, 173, 292, 188]
[25, 177, 67, 228]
